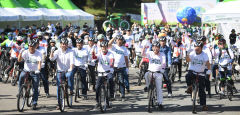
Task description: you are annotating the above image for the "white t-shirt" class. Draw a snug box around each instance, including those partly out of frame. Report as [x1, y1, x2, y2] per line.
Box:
[37, 46, 47, 68]
[111, 44, 128, 68]
[123, 35, 133, 48]
[142, 40, 152, 56]
[84, 45, 98, 66]
[134, 42, 143, 54]
[202, 45, 213, 64]
[218, 48, 234, 71]
[73, 47, 88, 69]
[188, 51, 209, 73]
[146, 51, 166, 72]
[22, 50, 42, 72]
[96, 51, 114, 73]
[50, 48, 74, 71]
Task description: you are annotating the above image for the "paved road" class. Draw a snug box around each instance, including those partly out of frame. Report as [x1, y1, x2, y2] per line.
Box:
[0, 67, 240, 115]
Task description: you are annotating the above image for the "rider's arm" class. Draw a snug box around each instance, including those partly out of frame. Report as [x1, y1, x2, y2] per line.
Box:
[49, 50, 58, 61]
[186, 54, 191, 62]
[124, 56, 129, 68]
[206, 61, 211, 70]
[18, 50, 24, 62]
[108, 36, 116, 48]
[38, 61, 42, 71]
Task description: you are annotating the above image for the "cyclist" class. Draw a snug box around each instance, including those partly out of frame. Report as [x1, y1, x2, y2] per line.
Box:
[142, 41, 166, 110]
[84, 37, 98, 91]
[172, 35, 186, 82]
[123, 29, 134, 65]
[196, 36, 213, 97]
[185, 42, 211, 111]
[133, 36, 144, 68]
[4, 36, 25, 79]
[49, 38, 75, 110]
[17, 40, 42, 110]
[92, 41, 114, 108]
[72, 38, 89, 99]
[212, 38, 237, 94]
[159, 36, 173, 97]
[35, 39, 50, 98]
[108, 35, 129, 100]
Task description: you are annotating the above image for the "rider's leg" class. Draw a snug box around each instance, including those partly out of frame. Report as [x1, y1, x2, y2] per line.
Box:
[79, 68, 87, 95]
[31, 73, 40, 106]
[163, 68, 172, 94]
[123, 68, 129, 91]
[204, 69, 211, 96]
[56, 72, 65, 99]
[40, 67, 49, 94]
[144, 72, 150, 88]
[212, 64, 218, 79]
[88, 65, 96, 89]
[118, 69, 125, 98]
[154, 73, 163, 104]
[178, 59, 182, 81]
[18, 71, 27, 92]
[4, 58, 16, 76]
[95, 76, 103, 102]
[219, 71, 226, 92]
[107, 73, 114, 98]
[66, 71, 74, 92]
[199, 75, 206, 106]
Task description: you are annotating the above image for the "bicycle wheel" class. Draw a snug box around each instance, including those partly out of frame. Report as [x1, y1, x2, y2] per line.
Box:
[75, 76, 80, 102]
[99, 85, 107, 113]
[215, 77, 221, 95]
[11, 68, 19, 86]
[26, 86, 33, 107]
[17, 86, 27, 112]
[66, 84, 73, 107]
[119, 20, 130, 30]
[148, 85, 154, 113]
[58, 86, 65, 112]
[227, 83, 233, 101]
[138, 67, 144, 86]
[192, 82, 198, 114]
[2, 69, 10, 83]
[102, 20, 114, 31]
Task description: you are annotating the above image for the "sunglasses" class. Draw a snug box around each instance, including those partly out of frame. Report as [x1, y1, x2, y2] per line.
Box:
[218, 43, 223, 45]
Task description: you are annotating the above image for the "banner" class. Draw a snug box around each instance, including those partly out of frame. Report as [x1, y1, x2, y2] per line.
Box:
[141, 0, 217, 25]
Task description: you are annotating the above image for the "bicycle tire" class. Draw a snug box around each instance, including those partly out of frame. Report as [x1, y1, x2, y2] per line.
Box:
[11, 68, 19, 86]
[17, 85, 27, 112]
[119, 20, 130, 30]
[98, 85, 104, 112]
[26, 86, 33, 107]
[58, 86, 65, 112]
[102, 20, 114, 31]
[227, 83, 233, 101]
[148, 85, 154, 113]
[102, 85, 107, 112]
[75, 76, 80, 102]
[66, 84, 73, 107]
[215, 77, 220, 95]
[192, 82, 198, 114]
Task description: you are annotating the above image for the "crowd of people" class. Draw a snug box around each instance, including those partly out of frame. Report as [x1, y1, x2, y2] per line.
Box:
[0, 21, 239, 112]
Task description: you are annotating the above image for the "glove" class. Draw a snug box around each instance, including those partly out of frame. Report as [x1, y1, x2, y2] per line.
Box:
[51, 47, 56, 52]
[35, 70, 40, 74]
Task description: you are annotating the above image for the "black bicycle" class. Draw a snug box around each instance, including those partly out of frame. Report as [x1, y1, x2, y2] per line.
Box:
[58, 71, 73, 112]
[138, 61, 148, 86]
[219, 65, 234, 101]
[97, 71, 111, 112]
[147, 71, 163, 113]
[17, 71, 34, 112]
[10, 61, 21, 86]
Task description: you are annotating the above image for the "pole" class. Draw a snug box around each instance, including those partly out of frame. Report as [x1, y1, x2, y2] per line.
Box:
[105, 0, 108, 17]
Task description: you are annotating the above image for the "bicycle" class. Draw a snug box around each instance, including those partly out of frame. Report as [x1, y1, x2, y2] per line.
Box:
[74, 66, 84, 102]
[97, 71, 111, 113]
[138, 59, 148, 86]
[169, 57, 179, 83]
[102, 14, 130, 31]
[17, 71, 35, 112]
[147, 71, 163, 113]
[10, 61, 21, 86]
[218, 65, 234, 101]
[191, 71, 205, 114]
[58, 71, 73, 112]
[0, 47, 10, 82]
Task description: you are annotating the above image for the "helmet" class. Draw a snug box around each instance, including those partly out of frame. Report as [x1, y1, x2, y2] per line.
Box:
[60, 38, 68, 44]
[28, 40, 36, 46]
[100, 41, 108, 47]
[50, 39, 56, 43]
[84, 35, 89, 39]
[159, 36, 167, 41]
[76, 38, 84, 44]
[97, 34, 105, 40]
[88, 37, 95, 41]
[16, 36, 23, 41]
[7, 32, 13, 36]
[152, 41, 160, 47]
[116, 35, 124, 40]
[194, 42, 203, 48]
[37, 31, 43, 36]
[197, 36, 206, 42]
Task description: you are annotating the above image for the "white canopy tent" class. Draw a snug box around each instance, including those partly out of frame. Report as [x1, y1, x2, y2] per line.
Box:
[202, 0, 240, 45]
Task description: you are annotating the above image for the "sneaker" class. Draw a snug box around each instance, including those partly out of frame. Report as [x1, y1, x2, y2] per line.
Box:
[4, 74, 8, 78]
[56, 106, 60, 110]
[144, 87, 148, 92]
[219, 91, 224, 95]
[32, 104, 37, 110]
[178, 79, 181, 82]
[233, 87, 238, 93]
[185, 86, 192, 94]
[46, 93, 50, 98]
[92, 85, 96, 92]
[167, 93, 172, 98]
[158, 104, 163, 110]
[121, 96, 125, 101]
[131, 64, 136, 68]
[94, 103, 99, 110]
[70, 91, 74, 95]
[127, 89, 130, 93]
[202, 105, 208, 111]
[83, 95, 88, 100]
